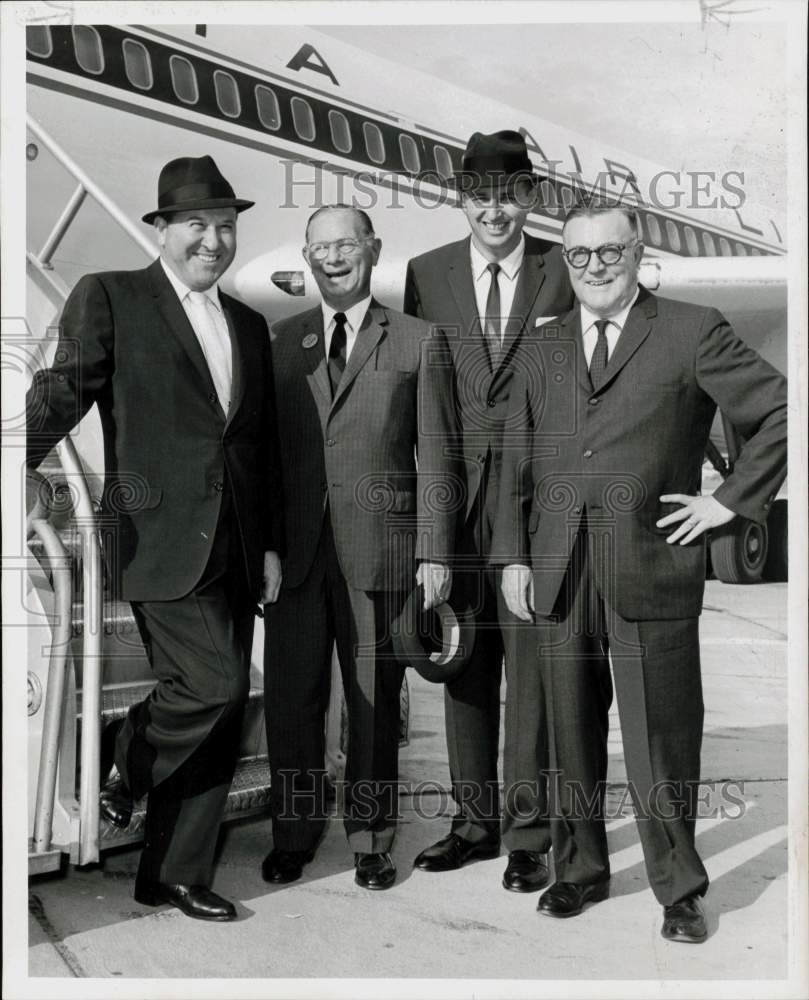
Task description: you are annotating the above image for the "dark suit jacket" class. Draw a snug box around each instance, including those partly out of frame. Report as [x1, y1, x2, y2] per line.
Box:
[403, 234, 573, 521]
[26, 259, 284, 602]
[270, 299, 458, 592]
[491, 287, 787, 620]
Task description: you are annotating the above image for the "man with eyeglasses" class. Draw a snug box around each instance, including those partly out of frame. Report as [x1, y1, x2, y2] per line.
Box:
[263, 205, 458, 890]
[403, 130, 574, 892]
[494, 200, 787, 941]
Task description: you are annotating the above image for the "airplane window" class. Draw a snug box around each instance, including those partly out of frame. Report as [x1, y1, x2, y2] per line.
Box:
[72, 26, 104, 75]
[122, 39, 153, 91]
[644, 213, 662, 246]
[749, 247, 762, 256]
[734, 242, 748, 256]
[719, 237, 731, 256]
[684, 225, 699, 255]
[291, 97, 316, 141]
[701, 231, 716, 256]
[399, 134, 421, 173]
[255, 85, 281, 131]
[169, 55, 199, 105]
[328, 110, 352, 153]
[665, 219, 681, 252]
[433, 145, 453, 180]
[363, 122, 386, 164]
[540, 180, 559, 216]
[214, 71, 241, 119]
[26, 26, 52, 58]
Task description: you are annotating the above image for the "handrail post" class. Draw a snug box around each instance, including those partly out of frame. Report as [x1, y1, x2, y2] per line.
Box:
[31, 521, 73, 854]
[37, 183, 88, 268]
[57, 437, 104, 865]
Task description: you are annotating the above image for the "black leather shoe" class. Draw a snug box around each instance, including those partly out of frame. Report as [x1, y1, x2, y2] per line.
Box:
[537, 879, 610, 917]
[413, 833, 500, 872]
[100, 775, 133, 829]
[354, 852, 396, 890]
[261, 848, 315, 884]
[661, 894, 708, 943]
[134, 880, 237, 921]
[502, 850, 550, 892]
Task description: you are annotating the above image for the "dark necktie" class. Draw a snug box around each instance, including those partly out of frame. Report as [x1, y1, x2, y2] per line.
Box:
[328, 311, 347, 396]
[589, 319, 610, 390]
[484, 262, 502, 367]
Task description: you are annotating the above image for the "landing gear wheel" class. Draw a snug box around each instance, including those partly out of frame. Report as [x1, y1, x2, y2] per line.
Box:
[710, 518, 768, 584]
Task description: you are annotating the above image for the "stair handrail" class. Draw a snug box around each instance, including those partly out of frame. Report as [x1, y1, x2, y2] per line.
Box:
[27, 114, 157, 265]
[53, 438, 104, 864]
[30, 517, 73, 854]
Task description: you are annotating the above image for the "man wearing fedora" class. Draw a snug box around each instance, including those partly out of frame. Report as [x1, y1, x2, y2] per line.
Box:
[263, 205, 458, 890]
[26, 156, 283, 921]
[403, 130, 577, 890]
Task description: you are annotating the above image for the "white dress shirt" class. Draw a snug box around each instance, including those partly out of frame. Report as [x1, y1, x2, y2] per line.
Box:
[579, 287, 640, 367]
[470, 235, 525, 345]
[322, 294, 373, 362]
[161, 259, 233, 411]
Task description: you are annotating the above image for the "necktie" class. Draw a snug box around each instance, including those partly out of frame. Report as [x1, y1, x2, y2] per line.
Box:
[187, 291, 232, 414]
[589, 319, 610, 391]
[328, 311, 348, 396]
[484, 262, 502, 367]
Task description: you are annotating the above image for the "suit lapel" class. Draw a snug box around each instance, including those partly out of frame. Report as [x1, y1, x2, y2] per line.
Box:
[330, 300, 387, 410]
[598, 287, 656, 391]
[148, 260, 221, 408]
[296, 309, 331, 429]
[446, 238, 484, 352]
[220, 295, 244, 425]
[561, 307, 592, 395]
[497, 240, 547, 370]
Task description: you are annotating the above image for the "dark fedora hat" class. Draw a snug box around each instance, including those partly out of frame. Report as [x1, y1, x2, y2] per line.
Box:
[453, 129, 535, 192]
[391, 586, 476, 683]
[142, 155, 255, 224]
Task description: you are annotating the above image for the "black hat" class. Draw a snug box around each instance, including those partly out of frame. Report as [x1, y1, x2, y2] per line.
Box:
[453, 129, 535, 192]
[391, 586, 476, 683]
[142, 155, 255, 224]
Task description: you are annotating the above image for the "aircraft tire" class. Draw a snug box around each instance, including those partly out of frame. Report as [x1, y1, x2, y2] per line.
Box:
[763, 499, 788, 582]
[710, 518, 768, 584]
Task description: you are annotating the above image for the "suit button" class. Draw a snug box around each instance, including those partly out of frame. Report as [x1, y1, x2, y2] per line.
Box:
[487, 398, 496, 408]
[583, 449, 593, 459]
[588, 397, 599, 406]
[213, 481, 224, 492]
[326, 438, 336, 447]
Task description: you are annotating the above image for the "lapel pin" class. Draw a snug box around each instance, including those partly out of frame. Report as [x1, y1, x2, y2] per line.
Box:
[302, 333, 319, 349]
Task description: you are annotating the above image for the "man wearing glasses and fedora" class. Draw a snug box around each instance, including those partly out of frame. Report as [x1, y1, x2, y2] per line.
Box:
[403, 130, 576, 891]
[26, 155, 284, 920]
[263, 205, 458, 891]
[495, 199, 786, 941]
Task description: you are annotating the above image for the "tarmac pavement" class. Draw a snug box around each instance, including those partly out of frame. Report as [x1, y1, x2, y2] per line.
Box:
[20, 581, 806, 998]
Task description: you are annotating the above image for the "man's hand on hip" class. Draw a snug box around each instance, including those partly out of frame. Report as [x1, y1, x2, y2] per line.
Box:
[416, 562, 452, 610]
[657, 493, 736, 545]
[501, 564, 534, 622]
[262, 550, 282, 604]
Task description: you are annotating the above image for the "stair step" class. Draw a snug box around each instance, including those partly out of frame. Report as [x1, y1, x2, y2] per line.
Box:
[98, 754, 272, 849]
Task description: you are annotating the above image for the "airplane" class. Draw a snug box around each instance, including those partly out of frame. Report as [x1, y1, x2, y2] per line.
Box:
[19, 21, 789, 876]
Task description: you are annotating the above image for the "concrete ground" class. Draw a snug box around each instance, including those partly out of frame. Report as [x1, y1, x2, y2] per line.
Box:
[18, 581, 807, 998]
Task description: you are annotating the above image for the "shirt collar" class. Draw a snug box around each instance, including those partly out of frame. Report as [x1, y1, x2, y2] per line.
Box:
[470, 233, 525, 283]
[160, 258, 222, 312]
[580, 286, 640, 336]
[322, 294, 373, 334]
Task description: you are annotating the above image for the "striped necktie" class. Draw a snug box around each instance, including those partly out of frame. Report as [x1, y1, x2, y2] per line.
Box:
[187, 290, 232, 413]
[589, 319, 609, 390]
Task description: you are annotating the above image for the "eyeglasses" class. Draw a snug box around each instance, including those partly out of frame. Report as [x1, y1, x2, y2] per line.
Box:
[304, 236, 376, 260]
[562, 241, 640, 269]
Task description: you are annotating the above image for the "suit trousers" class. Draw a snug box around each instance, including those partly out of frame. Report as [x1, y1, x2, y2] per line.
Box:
[444, 473, 551, 851]
[116, 498, 255, 886]
[538, 523, 710, 906]
[265, 516, 406, 855]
